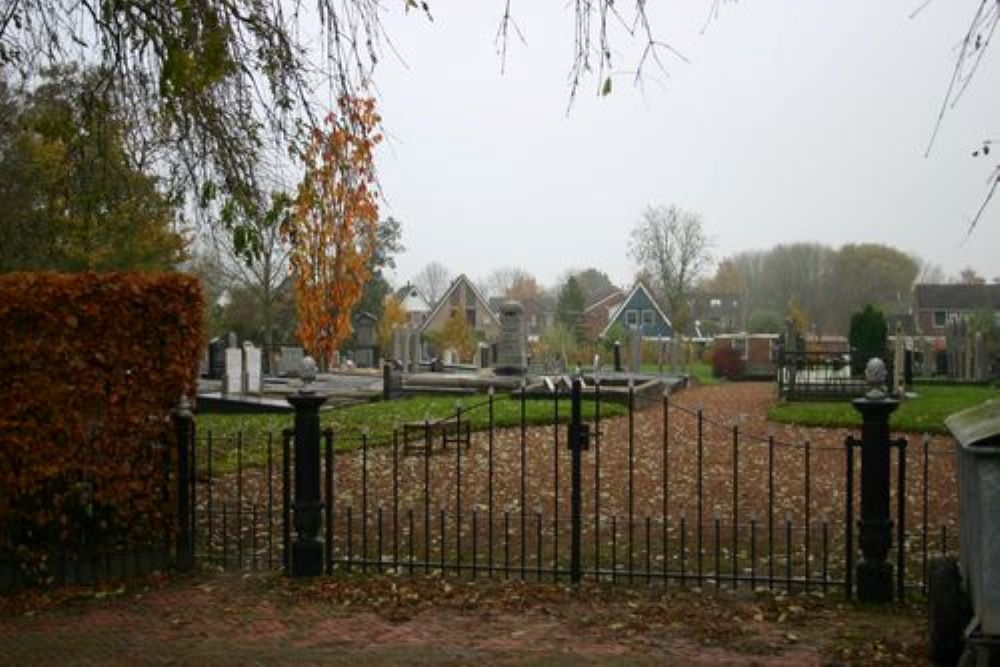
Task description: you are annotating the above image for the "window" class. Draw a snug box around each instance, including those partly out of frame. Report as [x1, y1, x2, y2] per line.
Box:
[709, 298, 721, 308]
[466, 308, 476, 326]
[641, 310, 655, 327]
[732, 336, 747, 359]
[625, 310, 638, 327]
[933, 310, 946, 328]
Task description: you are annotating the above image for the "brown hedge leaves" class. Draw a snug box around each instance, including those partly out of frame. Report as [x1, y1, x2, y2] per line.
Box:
[0, 272, 204, 573]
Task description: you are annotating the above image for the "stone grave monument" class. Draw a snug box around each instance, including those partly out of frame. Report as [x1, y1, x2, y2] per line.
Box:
[495, 300, 526, 375]
[242, 342, 262, 394]
[222, 334, 242, 397]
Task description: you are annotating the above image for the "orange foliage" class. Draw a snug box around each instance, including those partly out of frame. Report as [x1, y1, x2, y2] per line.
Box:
[286, 97, 382, 366]
[0, 272, 204, 576]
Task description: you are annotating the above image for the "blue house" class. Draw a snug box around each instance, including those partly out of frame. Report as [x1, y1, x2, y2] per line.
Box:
[600, 281, 673, 339]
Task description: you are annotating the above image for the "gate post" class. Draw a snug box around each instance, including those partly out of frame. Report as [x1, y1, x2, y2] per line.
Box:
[851, 358, 899, 603]
[287, 357, 327, 577]
[173, 395, 195, 572]
[568, 373, 588, 583]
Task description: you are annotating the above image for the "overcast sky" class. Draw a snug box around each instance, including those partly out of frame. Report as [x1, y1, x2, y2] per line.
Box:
[365, 0, 1000, 289]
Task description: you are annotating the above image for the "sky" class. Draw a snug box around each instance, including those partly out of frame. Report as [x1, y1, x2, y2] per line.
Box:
[363, 0, 1000, 289]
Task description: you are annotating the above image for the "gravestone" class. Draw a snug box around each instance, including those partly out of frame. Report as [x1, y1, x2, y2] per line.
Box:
[975, 331, 989, 381]
[631, 327, 642, 374]
[892, 323, 905, 397]
[227, 331, 238, 349]
[495, 300, 526, 376]
[275, 346, 305, 376]
[207, 337, 226, 379]
[242, 342, 262, 394]
[409, 331, 423, 372]
[223, 346, 243, 396]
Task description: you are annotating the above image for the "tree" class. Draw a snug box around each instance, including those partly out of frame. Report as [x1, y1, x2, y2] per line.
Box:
[440, 308, 475, 363]
[2, 2, 676, 255]
[563, 267, 617, 304]
[747, 310, 783, 334]
[0, 67, 186, 272]
[959, 267, 987, 285]
[208, 190, 293, 354]
[352, 216, 406, 324]
[479, 267, 534, 299]
[285, 97, 381, 367]
[540, 323, 578, 367]
[414, 261, 452, 305]
[377, 295, 408, 354]
[848, 305, 888, 376]
[556, 276, 587, 343]
[628, 205, 713, 336]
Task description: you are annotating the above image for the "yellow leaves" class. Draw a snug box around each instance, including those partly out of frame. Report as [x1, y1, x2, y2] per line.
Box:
[287, 97, 382, 365]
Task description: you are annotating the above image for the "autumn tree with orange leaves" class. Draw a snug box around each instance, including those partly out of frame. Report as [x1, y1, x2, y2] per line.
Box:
[285, 97, 381, 368]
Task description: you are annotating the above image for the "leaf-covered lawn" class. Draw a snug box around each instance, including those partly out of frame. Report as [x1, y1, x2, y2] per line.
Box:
[767, 383, 1000, 434]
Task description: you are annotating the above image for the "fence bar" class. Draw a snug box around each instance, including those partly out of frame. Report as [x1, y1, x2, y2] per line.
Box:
[267, 432, 273, 571]
[520, 383, 527, 580]
[282, 428, 292, 574]
[553, 383, 560, 583]
[922, 434, 929, 595]
[488, 388, 495, 577]
[251, 504, 258, 571]
[662, 393, 669, 584]
[595, 379, 602, 578]
[732, 425, 739, 589]
[237, 431, 243, 569]
[456, 405, 463, 577]
[362, 433, 368, 573]
[768, 435, 775, 590]
[324, 428, 334, 575]
[393, 430, 399, 572]
[628, 381, 636, 584]
[440, 509, 445, 574]
[207, 430, 214, 565]
[750, 519, 757, 589]
[570, 376, 583, 584]
[845, 436, 855, 599]
[424, 420, 431, 575]
[804, 440, 811, 592]
[897, 438, 907, 602]
[697, 409, 704, 586]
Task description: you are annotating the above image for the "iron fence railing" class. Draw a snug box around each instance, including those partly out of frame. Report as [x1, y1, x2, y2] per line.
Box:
[191, 381, 956, 599]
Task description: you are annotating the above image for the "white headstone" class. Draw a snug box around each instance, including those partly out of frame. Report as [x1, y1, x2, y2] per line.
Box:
[223, 348, 242, 396]
[243, 343, 262, 394]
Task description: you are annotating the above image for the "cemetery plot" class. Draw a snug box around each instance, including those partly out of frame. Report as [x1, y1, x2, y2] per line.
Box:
[193, 383, 958, 594]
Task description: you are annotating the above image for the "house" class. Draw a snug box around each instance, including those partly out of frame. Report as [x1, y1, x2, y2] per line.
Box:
[690, 291, 742, 334]
[600, 281, 672, 339]
[420, 273, 501, 349]
[583, 288, 626, 339]
[711, 333, 780, 378]
[913, 283, 1000, 337]
[394, 282, 431, 329]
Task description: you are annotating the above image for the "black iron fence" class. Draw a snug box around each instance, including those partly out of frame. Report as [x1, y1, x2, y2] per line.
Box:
[777, 351, 896, 401]
[189, 381, 956, 598]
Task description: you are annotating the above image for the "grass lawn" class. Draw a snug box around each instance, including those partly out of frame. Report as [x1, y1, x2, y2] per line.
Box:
[767, 383, 1000, 434]
[197, 393, 626, 470]
[637, 361, 720, 385]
